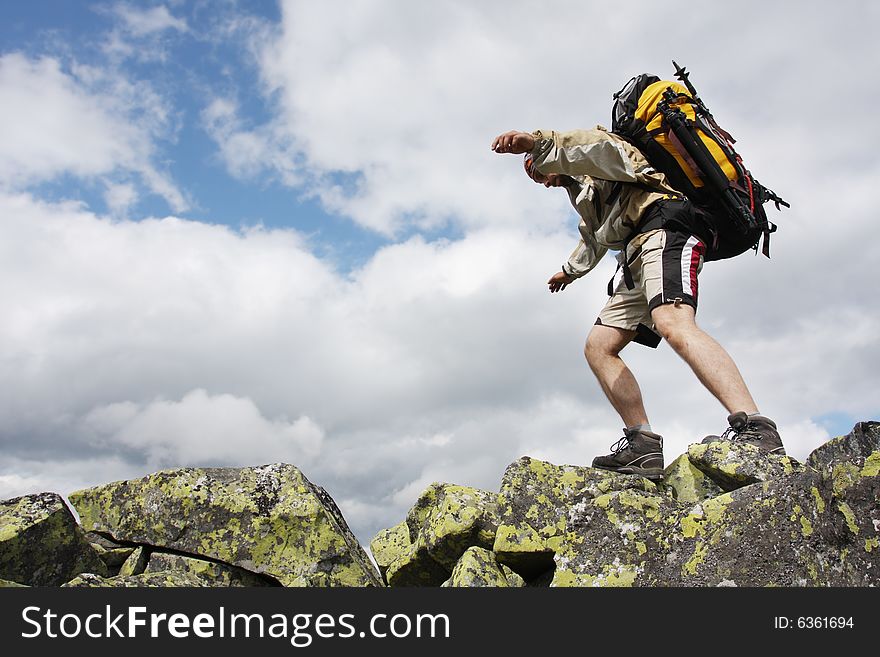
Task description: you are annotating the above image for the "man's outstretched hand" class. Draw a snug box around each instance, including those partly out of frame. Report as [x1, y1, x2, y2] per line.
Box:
[548, 271, 575, 293]
[491, 130, 535, 154]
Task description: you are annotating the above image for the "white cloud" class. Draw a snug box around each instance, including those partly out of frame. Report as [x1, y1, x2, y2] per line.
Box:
[81, 389, 325, 469]
[100, 3, 189, 62]
[0, 53, 187, 211]
[112, 4, 189, 37]
[201, 0, 879, 242]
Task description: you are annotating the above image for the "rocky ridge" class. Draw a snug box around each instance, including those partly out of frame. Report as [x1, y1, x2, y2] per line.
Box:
[1, 422, 878, 587]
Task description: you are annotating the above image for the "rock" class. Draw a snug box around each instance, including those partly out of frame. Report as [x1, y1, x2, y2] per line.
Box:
[441, 547, 525, 587]
[63, 571, 212, 587]
[0, 579, 28, 587]
[68, 463, 382, 587]
[383, 534, 451, 587]
[145, 551, 274, 586]
[551, 469, 877, 587]
[552, 487, 680, 587]
[373, 483, 500, 587]
[369, 521, 411, 580]
[660, 454, 724, 504]
[0, 492, 107, 586]
[818, 446, 880, 586]
[86, 532, 136, 569]
[493, 457, 656, 579]
[405, 483, 500, 570]
[806, 421, 880, 475]
[118, 546, 150, 577]
[687, 442, 805, 492]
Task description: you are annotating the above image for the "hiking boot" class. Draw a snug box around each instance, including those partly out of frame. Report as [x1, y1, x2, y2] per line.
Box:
[592, 429, 664, 481]
[702, 411, 786, 455]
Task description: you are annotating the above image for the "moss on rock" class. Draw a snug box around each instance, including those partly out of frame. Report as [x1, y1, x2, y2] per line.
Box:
[493, 457, 655, 578]
[441, 547, 525, 587]
[687, 442, 805, 492]
[68, 463, 382, 587]
[369, 521, 411, 581]
[661, 454, 724, 504]
[405, 483, 500, 570]
[0, 492, 107, 586]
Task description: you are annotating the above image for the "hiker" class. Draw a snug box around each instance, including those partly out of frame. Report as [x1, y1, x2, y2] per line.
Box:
[491, 126, 785, 481]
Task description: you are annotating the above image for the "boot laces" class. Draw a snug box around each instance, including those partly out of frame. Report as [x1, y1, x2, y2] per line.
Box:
[609, 430, 635, 454]
[721, 420, 764, 443]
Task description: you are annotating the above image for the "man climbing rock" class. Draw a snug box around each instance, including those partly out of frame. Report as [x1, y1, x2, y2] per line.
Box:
[491, 127, 784, 480]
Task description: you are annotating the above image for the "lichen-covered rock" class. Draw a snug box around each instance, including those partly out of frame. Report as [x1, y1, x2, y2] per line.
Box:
[552, 469, 876, 587]
[383, 534, 451, 587]
[552, 488, 681, 587]
[806, 421, 880, 475]
[405, 483, 500, 569]
[369, 521, 411, 580]
[0, 578, 28, 587]
[145, 552, 274, 586]
[661, 454, 724, 503]
[819, 445, 880, 584]
[441, 547, 525, 587]
[118, 546, 150, 577]
[687, 442, 805, 492]
[86, 532, 136, 569]
[493, 457, 656, 578]
[63, 571, 212, 587]
[374, 483, 500, 587]
[68, 463, 382, 587]
[0, 493, 107, 586]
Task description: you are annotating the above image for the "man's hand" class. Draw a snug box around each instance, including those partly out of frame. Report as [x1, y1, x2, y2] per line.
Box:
[548, 271, 575, 293]
[491, 130, 536, 154]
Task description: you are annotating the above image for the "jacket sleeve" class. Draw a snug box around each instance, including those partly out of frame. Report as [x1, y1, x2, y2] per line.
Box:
[529, 127, 647, 184]
[560, 181, 608, 279]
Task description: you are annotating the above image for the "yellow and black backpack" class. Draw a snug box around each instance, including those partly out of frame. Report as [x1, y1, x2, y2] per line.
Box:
[612, 62, 789, 261]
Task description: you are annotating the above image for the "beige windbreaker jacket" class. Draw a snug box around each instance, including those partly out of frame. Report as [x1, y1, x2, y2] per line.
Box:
[529, 126, 679, 279]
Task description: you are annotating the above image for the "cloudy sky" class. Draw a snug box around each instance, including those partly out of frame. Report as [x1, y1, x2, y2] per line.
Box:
[2, 0, 878, 548]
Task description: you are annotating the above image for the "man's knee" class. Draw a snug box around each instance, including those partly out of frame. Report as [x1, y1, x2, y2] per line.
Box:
[652, 302, 699, 349]
[585, 323, 634, 363]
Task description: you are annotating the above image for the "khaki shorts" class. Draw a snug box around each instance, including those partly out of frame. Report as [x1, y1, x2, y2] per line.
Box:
[596, 229, 706, 347]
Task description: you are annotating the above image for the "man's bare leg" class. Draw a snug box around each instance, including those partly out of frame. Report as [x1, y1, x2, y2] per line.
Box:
[651, 303, 758, 414]
[584, 323, 649, 428]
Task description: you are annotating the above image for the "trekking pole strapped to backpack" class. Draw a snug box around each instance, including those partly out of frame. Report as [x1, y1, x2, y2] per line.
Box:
[611, 62, 790, 261]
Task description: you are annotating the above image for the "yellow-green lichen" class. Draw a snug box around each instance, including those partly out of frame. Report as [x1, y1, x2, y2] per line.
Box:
[800, 517, 813, 537]
[837, 502, 859, 535]
[683, 541, 708, 576]
[861, 452, 880, 477]
[810, 487, 826, 513]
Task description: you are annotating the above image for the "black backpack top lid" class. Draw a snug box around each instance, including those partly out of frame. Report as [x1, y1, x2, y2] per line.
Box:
[612, 73, 659, 135]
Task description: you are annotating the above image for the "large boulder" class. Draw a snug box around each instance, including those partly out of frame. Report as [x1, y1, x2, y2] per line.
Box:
[493, 457, 655, 579]
[552, 465, 879, 587]
[405, 483, 500, 570]
[369, 521, 411, 580]
[0, 492, 107, 586]
[68, 463, 382, 587]
[377, 483, 500, 587]
[806, 421, 880, 475]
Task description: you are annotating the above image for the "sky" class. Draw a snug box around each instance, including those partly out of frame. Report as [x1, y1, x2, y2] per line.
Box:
[1, 0, 878, 550]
